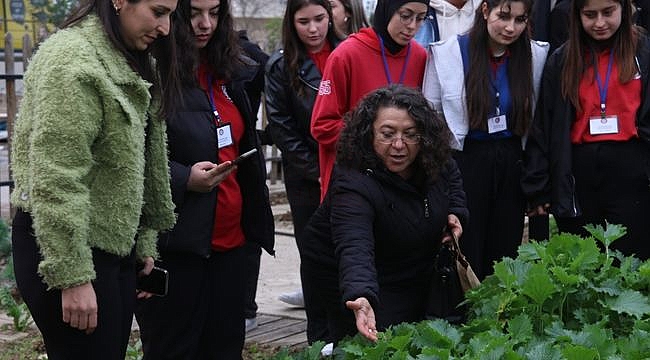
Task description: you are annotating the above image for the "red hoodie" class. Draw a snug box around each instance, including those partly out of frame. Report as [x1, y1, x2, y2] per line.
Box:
[310, 27, 426, 200]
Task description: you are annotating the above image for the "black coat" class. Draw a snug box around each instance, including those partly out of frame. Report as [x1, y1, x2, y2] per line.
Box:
[264, 50, 324, 183]
[522, 37, 650, 217]
[158, 67, 275, 257]
[301, 161, 468, 311]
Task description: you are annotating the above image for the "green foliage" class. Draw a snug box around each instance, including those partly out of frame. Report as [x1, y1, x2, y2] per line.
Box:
[0, 218, 10, 257]
[45, 0, 78, 28]
[281, 223, 650, 359]
[0, 286, 33, 332]
[125, 339, 143, 360]
[264, 18, 283, 53]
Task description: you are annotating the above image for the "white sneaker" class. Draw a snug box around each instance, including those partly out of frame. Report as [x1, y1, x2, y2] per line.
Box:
[321, 342, 333, 356]
[278, 289, 305, 307]
[245, 317, 257, 332]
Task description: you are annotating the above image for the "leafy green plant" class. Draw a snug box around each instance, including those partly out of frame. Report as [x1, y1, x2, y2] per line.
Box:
[280, 223, 650, 359]
[125, 338, 143, 360]
[0, 285, 33, 332]
[0, 218, 10, 258]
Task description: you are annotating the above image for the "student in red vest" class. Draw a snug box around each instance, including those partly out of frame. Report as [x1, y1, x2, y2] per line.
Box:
[523, 0, 650, 260]
[311, 0, 429, 200]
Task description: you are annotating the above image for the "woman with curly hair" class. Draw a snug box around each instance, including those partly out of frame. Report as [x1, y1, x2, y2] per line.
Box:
[301, 84, 468, 344]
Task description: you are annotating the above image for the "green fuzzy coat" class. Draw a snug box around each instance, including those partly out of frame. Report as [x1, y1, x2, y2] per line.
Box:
[11, 16, 176, 290]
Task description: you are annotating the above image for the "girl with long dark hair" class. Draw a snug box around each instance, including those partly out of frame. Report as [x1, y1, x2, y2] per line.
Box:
[135, 0, 274, 358]
[265, 0, 340, 344]
[523, 0, 650, 260]
[423, 0, 549, 279]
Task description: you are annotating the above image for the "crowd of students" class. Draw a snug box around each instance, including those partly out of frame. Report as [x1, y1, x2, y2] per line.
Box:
[9, 0, 650, 358]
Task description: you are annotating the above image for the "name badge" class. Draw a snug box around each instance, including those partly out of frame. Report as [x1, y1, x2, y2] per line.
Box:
[487, 114, 507, 134]
[216, 123, 234, 148]
[589, 115, 619, 135]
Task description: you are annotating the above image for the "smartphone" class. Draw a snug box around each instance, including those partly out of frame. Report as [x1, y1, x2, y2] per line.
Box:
[136, 266, 169, 297]
[231, 148, 258, 166]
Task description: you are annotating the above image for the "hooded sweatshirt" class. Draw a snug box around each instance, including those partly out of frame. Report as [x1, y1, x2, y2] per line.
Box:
[430, 0, 481, 40]
[310, 25, 427, 200]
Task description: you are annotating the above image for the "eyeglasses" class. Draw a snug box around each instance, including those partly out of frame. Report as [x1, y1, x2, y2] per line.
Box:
[375, 131, 421, 145]
[398, 11, 427, 26]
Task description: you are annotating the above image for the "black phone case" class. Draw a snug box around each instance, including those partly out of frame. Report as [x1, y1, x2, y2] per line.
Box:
[137, 266, 169, 296]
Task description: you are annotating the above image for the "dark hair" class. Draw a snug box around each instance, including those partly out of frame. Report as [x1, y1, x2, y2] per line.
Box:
[193, 0, 242, 81]
[282, 0, 339, 95]
[62, 0, 181, 118]
[465, 0, 533, 136]
[561, 0, 639, 111]
[337, 84, 452, 180]
[341, 0, 370, 35]
[170, 0, 204, 87]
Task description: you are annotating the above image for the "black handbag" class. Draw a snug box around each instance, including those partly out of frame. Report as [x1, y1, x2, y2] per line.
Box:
[426, 232, 480, 324]
[426, 243, 467, 324]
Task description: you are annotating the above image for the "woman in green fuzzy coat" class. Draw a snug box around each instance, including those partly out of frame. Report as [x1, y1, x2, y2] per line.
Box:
[10, 0, 182, 358]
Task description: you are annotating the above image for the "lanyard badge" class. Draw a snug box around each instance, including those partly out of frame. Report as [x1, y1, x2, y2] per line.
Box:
[207, 75, 233, 148]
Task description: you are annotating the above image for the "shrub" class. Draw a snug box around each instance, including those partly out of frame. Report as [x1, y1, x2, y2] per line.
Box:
[278, 223, 650, 359]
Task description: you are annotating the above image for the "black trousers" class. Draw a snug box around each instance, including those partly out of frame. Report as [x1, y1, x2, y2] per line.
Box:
[556, 140, 650, 260]
[285, 179, 329, 343]
[12, 209, 136, 360]
[454, 137, 526, 279]
[243, 241, 261, 319]
[300, 262, 356, 344]
[136, 246, 247, 360]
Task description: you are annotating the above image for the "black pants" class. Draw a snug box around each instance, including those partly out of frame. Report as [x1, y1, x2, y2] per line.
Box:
[300, 261, 356, 344]
[243, 241, 261, 319]
[285, 179, 328, 343]
[12, 209, 136, 360]
[556, 141, 650, 260]
[454, 137, 526, 279]
[136, 247, 247, 360]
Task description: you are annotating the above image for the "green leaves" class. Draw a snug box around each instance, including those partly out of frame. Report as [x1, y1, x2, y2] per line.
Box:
[285, 224, 650, 359]
[601, 290, 650, 319]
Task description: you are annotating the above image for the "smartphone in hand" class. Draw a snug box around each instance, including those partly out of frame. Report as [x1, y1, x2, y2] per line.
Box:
[136, 266, 169, 297]
[231, 148, 258, 166]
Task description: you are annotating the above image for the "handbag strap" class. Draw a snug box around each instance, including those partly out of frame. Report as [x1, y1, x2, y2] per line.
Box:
[450, 232, 470, 269]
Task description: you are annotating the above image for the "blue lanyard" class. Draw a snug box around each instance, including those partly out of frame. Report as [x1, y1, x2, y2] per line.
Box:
[206, 74, 222, 124]
[490, 59, 507, 116]
[377, 34, 411, 84]
[594, 50, 615, 117]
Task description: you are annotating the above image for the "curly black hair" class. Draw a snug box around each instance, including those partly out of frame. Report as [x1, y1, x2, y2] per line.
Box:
[336, 84, 452, 180]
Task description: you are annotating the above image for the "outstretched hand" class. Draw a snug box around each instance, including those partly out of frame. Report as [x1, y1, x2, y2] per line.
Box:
[346, 297, 378, 342]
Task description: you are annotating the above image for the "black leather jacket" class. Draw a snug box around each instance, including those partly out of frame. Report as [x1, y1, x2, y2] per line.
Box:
[158, 62, 275, 257]
[522, 36, 650, 217]
[264, 50, 326, 183]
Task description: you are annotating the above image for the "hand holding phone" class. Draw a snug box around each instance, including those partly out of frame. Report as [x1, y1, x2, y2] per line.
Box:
[136, 266, 169, 297]
[231, 148, 258, 166]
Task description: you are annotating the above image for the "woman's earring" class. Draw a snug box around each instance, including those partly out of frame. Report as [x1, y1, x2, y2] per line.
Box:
[112, 2, 121, 15]
[344, 16, 349, 22]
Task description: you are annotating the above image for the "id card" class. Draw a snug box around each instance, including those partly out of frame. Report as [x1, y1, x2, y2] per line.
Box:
[589, 115, 619, 135]
[487, 114, 507, 134]
[216, 123, 234, 148]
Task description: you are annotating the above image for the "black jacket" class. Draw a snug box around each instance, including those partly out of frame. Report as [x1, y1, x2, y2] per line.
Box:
[158, 65, 275, 257]
[301, 162, 468, 310]
[522, 37, 650, 217]
[264, 50, 325, 183]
